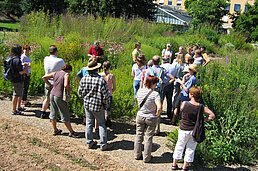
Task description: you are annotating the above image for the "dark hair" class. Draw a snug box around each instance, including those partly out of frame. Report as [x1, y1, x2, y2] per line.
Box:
[62, 64, 72, 71]
[145, 75, 159, 88]
[201, 46, 206, 51]
[189, 87, 203, 100]
[49, 45, 58, 55]
[188, 56, 194, 64]
[103, 61, 111, 70]
[193, 44, 199, 49]
[23, 45, 31, 50]
[135, 42, 141, 48]
[10, 44, 22, 57]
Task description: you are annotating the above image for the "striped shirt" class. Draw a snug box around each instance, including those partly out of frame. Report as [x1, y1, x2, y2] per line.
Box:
[78, 73, 110, 112]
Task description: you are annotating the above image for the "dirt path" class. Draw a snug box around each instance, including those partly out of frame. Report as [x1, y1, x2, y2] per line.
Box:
[0, 96, 256, 171]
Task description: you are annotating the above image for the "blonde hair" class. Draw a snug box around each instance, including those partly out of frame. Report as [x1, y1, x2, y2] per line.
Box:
[176, 54, 185, 65]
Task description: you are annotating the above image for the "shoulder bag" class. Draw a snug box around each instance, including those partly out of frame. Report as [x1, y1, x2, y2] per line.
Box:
[63, 73, 71, 102]
[192, 104, 205, 143]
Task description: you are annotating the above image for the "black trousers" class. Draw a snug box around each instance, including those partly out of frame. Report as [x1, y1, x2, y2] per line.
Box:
[22, 75, 30, 101]
[163, 83, 174, 119]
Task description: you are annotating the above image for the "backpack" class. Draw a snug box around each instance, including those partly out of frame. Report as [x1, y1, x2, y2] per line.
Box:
[149, 66, 164, 94]
[192, 104, 206, 143]
[3, 57, 14, 81]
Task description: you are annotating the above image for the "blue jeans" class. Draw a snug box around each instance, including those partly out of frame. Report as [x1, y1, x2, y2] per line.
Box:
[85, 108, 107, 147]
[133, 80, 141, 99]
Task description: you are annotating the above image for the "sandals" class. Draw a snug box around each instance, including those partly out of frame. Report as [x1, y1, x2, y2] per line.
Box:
[172, 164, 180, 170]
[53, 129, 62, 136]
[17, 107, 26, 111]
[12, 110, 24, 115]
[68, 131, 81, 138]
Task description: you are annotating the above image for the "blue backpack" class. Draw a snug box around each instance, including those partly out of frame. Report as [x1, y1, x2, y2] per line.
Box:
[150, 66, 164, 94]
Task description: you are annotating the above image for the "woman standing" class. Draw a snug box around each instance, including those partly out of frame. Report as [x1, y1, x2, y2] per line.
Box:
[171, 64, 198, 125]
[132, 42, 142, 62]
[99, 61, 116, 126]
[42, 64, 80, 138]
[172, 87, 215, 170]
[131, 55, 147, 98]
[21, 45, 32, 107]
[134, 75, 162, 163]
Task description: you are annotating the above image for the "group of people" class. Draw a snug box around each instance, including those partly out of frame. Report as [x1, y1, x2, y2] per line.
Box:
[8, 41, 215, 169]
[132, 42, 215, 168]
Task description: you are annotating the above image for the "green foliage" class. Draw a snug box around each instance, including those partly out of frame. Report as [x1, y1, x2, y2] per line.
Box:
[66, 0, 156, 20]
[232, 1, 258, 42]
[0, 22, 19, 30]
[185, 0, 229, 28]
[0, 0, 23, 18]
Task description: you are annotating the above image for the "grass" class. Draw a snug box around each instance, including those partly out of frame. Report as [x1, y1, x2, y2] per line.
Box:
[0, 22, 19, 30]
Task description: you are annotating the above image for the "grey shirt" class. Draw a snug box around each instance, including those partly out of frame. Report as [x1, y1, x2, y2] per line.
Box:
[136, 88, 160, 118]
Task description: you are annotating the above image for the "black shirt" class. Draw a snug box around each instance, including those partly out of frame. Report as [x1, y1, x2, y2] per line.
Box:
[12, 56, 24, 83]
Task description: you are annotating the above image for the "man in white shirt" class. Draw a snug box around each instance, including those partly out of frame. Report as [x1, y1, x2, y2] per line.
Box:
[162, 43, 173, 64]
[41, 45, 65, 118]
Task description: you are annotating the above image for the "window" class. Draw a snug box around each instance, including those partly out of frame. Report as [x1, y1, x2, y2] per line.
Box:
[244, 5, 248, 12]
[234, 4, 241, 11]
[225, 5, 230, 11]
[168, 0, 172, 5]
[159, 0, 164, 4]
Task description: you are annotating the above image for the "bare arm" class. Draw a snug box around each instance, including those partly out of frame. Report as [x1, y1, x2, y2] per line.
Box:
[42, 72, 55, 87]
[131, 70, 135, 77]
[203, 107, 215, 121]
[64, 74, 72, 91]
[155, 99, 162, 116]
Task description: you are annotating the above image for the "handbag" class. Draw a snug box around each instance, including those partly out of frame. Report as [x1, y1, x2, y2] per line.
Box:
[192, 104, 205, 143]
[63, 73, 71, 102]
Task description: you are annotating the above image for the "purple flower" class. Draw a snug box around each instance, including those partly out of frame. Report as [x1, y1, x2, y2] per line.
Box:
[226, 54, 229, 66]
[238, 85, 241, 91]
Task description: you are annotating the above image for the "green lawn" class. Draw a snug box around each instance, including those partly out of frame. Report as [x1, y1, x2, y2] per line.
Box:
[0, 22, 19, 30]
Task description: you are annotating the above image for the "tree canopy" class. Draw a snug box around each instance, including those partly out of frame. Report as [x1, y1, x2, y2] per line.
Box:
[66, 0, 156, 19]
[232, 1, 258, 42]
[184, 0, 229, 28]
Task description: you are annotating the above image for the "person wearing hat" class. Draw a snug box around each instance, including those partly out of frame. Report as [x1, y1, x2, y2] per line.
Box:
[78, 58, 112, 151]
[162, 43, 173, 64]
[131, 54, 147, 98]
[88, 41, 104, 63]
[171, 64, 198, 125]
[161, 56, 177, 120]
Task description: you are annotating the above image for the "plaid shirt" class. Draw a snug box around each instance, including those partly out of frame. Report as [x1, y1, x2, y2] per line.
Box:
[78, 73, 110, 112]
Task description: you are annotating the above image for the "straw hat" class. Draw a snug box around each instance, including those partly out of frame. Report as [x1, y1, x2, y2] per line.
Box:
[188, 64, 198, 73]
[84, 58, 101, 71]
[182, 66, 189, 73]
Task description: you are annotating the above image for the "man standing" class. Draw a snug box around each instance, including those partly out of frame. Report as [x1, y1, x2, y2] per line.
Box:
[41, 45, 65, 118]
[161, 56, 177, 120]
[78, 58, 112, 150]
[9, 44, 30, 115]
[88, 41, 104, 63]
[145, 55, 174, 134]
[175, 46, 186, 63]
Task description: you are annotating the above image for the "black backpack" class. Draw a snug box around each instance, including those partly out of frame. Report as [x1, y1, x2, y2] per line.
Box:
[192, 104, 206, 143]
[3, 57, 14, 81]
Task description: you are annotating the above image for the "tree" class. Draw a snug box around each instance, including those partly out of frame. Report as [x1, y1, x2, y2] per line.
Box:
[66, 0, 156, 20]
[232, 1, 258, 42]
[0, 0, 23, 20]
[184, 0, 229, 28]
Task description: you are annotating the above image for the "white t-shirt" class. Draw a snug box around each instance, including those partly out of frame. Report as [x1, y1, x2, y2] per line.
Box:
[20, 54, 32, 74]
[132, 63, 147, 80]
[162, 49, 173, 57]
[44, 55, 65, 75]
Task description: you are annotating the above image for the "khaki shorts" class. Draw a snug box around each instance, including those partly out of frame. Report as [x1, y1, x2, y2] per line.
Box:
[12, 82, 24, 97]
[44, 80, 53, 97]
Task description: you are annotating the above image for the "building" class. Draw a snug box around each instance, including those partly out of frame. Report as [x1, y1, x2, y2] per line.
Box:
[155, 5, 192, 31]
[153, 0, 255, 30]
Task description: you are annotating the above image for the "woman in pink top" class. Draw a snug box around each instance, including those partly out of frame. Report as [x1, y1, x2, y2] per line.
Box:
[99, 61, 116, 126]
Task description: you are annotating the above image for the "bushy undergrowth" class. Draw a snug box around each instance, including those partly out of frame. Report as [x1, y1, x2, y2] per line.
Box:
[167, 51, 257, 166]
[1, 12, 257, 166]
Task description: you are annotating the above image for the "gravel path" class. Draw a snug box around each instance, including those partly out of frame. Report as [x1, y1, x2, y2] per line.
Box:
[1, 95, 256, 171]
